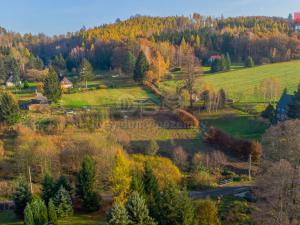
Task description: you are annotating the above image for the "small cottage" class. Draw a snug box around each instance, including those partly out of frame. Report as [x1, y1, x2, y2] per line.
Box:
[208, 55, 222, 64]
[60, 77, 73, 89]
[5, 76, 15, 87]
[276, 94, 293, 121]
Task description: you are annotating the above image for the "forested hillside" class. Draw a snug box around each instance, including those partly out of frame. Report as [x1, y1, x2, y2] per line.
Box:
[0, 15, 300, 84]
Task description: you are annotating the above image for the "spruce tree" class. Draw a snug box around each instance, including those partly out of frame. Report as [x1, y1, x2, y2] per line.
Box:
[43, 67, 62, 103]
[48, 199, 58, 225]
[41, 173, 55, 205]
[79, 58, 94, 88]
[288, 84, 300, 119]
[125, 192, 156, 225]
[106, 203, 130, 225]
[123, 51, 136, 74]
[225, 53, 231, 71]
[76, 156, 100, 212]
[130, 172, 145, 196]
[245, 56, 254, 67]
[261, 104, 276, 123]
[143, 162, 159, 220]
[157, 185, 195, 225]
[55, 175, 72, 195]
[53, 186, 73, 218]
[24, 204, 34, 225]
[31, 197, 48, 225]
[13, 177, 32, 218]
[134, 51, 149, 82]
[0, 92, 20, 125]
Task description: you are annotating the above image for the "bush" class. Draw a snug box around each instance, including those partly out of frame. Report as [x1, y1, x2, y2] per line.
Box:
[73, 110, 109, 130]
[145, 140, 159, 156]
[165, 73, 174, 80]
[188, 170, 217, 190]
[175, 109, 199, 128]
[204, 128, 262, 161]
[36, 117, 66, 135]
[143, 81, 162, 97]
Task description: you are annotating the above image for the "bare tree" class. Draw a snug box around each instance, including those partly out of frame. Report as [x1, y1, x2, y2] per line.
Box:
[172, 146, 188, 171]
[254, 160, 300, 225]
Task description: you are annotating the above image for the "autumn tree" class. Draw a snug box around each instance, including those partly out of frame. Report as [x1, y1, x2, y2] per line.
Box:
[43, 67, 62, 103]
[259, 78, 281, 103]
[76, 156, 100, 212]
[146, 51, 169, 83]
[110, 150, 132, 204]
[134, 51, 149, 82]
[194, 199, 220, 225]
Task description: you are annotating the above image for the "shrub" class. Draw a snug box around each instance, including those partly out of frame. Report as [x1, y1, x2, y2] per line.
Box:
[73, 110, 109, 130]
[165, 73, 174, 80]
[175, 109, 199, 128]
[143, 81, 162, 97]
[204, 128, 262, 161]
[145, 140, 159, 156]
[188, 171, 217, 190]
[172, 146, 188, 171]
[194, 199, 220, 225]
[36, 117, 66, 135]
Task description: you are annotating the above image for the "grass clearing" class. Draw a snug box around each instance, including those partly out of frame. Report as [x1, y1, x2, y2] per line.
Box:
[0, 211, 105, 225]
[160, 60, 300, 103]
[61, 86, 159, 108]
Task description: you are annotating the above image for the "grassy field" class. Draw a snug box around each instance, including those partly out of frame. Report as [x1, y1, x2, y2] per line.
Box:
[160, 60, 300, 103]
[0, 211, 105, 225]
[200, 108, 269, 140]
[61, 86, 159, 108]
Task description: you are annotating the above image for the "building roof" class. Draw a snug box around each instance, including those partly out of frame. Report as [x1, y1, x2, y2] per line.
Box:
[60, 77, 72, 85]
[277, 94, 293, 109]
[6, 75, 14, 83]
[209, 55, 222, 60]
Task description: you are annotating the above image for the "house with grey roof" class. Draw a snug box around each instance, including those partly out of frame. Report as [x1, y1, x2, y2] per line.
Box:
[276, 94, 293, 121]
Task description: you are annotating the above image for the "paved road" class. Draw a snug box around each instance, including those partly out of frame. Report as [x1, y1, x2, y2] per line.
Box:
[190, 185, 253, 199]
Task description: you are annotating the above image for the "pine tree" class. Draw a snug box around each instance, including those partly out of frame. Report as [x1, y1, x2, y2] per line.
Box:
[24, 204, 34, 225]
[31, 197, 48, 225]
[143, 162, 159, 220]
[130, 172, 145, 196]
[145, 140, 159, 156]
[55, 175, 72, 196]
[106, 203, 130, 225]
[134, 51, 149, 82]
[245, 56, 254, 68]
[43, 67, 62, 103]
[123, 51, 136, 74]
[211, 59, 223, 73]
[157, 185, 195, 225]
[13, 177, 32, 218]
[125, 192, 156, 225]
[0, 92, 20, 125]
[53, 186, 73, 218]
[225, 53, 231, 71]
[261, 104, 276, 123]
[218, 89, 226, 109]
[288, 84, 300, 119]
[79, 58, 94, 88]
[48, 199, 58, 225]
[76, 156, 100, 212]
[41, 173, 55, 205]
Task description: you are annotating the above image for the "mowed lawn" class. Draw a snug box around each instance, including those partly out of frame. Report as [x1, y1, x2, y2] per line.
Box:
[61, 86, 159, 108]
[0, 211, 105, 225]
[160, 60, 300, 103]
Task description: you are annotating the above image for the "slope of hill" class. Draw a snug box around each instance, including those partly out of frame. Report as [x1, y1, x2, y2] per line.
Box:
[160, 60, 300, 103]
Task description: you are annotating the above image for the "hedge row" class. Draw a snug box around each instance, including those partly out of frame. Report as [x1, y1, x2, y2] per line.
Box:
[143, 81, 162, 97]
[175, 109, 199, 128]
[204, 128, 262, 162]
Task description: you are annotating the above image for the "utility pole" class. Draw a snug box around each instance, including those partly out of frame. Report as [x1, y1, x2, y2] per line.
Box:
[248, 154, 252, 180]
[28, 166, 33, 194]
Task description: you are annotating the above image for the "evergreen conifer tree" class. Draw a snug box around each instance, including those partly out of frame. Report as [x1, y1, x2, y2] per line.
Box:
[134, 51, 149, 81]
[43, 67, 62, 103]
[53, 186, 73, 218]
[79, 58, 94, 88]
[76, 156, 100, 212]
[31, 197, 48, 225]
[13, 177, 32, 218]
[48, 199, 58, 225]
[288, 84, 300, 119]
[0, 92, 20, 125]
[245, 56, 254, 67]
[24, 204, 34, 225]
[41, 173, 55, 205]
[106, 203, 130, 225]
[125, 192, 156, 225]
